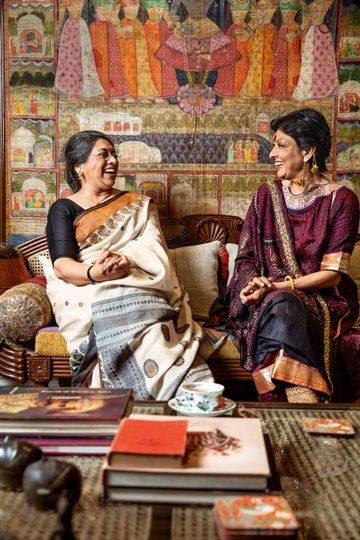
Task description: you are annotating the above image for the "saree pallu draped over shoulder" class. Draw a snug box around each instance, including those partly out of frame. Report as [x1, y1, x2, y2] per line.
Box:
[46, 193, 213, 400]
[208, 180, 359, 400]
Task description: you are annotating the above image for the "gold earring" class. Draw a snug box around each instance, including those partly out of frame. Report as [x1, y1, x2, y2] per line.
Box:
[310, 154, 319, 175]
[297, 161, 306, 187]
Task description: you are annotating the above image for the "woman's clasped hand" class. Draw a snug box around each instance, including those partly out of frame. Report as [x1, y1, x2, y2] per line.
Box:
[89, 244, 131, 283]
[240, 276, 274, 305]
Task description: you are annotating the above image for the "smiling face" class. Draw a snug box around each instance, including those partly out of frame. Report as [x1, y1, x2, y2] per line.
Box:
[78, 138, 118, 191]
[269, 129, 305, 181]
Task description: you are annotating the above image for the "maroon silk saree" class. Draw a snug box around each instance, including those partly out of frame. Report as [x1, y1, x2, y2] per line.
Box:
[208, 180, 359, 400]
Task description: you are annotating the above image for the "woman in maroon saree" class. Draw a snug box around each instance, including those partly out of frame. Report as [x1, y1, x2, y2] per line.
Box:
[209, 108, 359, 402]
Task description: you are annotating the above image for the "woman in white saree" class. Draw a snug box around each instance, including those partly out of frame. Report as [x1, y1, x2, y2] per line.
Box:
[46, 131, 213, 399]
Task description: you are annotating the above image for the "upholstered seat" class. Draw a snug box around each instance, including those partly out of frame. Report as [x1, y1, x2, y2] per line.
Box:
[0, 215, 359, 402]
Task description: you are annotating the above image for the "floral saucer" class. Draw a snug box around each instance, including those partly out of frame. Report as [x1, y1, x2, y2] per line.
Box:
[168, 396, 237, 417]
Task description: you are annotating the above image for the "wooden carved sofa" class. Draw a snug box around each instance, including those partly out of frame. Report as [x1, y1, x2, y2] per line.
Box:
[0, 214, 259, 400]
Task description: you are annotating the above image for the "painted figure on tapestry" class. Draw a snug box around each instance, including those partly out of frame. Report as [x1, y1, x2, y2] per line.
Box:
[241, 0, 279, 97]
[117, 0, 158, 98]
[89, 0, 129, 97]
[264, 0, 308, 98]
[156, 0, 240, 88]
[143, 0, 179, 98]
[54, 0, 103, 97]
[214, 0, 253, 97]
[293, 0, 338, 100]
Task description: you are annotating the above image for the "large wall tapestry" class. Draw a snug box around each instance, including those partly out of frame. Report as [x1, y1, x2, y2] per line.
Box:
[3, 0, 360, 243]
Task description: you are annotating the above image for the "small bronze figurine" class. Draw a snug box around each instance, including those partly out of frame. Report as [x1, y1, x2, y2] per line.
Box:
[23, 457, 82, 540]
[0, 436, 42, 490]
[22, 457, 82, 510]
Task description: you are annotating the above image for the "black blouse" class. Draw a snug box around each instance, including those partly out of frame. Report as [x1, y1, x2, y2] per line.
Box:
[46, 198, 84, 263]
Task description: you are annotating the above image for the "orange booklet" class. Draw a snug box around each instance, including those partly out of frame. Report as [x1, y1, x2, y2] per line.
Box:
[214, 495, 299, 539]
[302, 418, 355, 437]
[108, 417, 188, 468]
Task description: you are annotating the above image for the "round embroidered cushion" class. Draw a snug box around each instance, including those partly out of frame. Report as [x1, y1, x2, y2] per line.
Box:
[0, 283, 52, 343]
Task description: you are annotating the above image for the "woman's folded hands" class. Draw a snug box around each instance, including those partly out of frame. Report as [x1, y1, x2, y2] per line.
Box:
[239, 276, 274, 306]
[91, 243, 131, 282]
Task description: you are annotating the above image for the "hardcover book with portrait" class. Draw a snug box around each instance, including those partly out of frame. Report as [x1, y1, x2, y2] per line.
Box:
[0, 387, 134, 436]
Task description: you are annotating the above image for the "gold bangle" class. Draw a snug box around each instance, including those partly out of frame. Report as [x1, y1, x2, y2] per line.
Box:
[285, 275, 296, 289]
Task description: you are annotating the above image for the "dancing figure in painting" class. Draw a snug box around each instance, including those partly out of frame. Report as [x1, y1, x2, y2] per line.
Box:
[89, 0, 128, 97]
[214, 0, 254, 97]
[293, 0, 338, 99]
[143, 0, 179, 98]
[54, 0, 103, 97]
[241, 0, 279, 97]
[156, 0, 240, 88]
[117, 0, 158, 98]
[264, 0, 308, 99]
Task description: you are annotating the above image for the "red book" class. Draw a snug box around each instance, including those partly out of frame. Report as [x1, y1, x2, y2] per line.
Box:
[108, 417, 188, 468]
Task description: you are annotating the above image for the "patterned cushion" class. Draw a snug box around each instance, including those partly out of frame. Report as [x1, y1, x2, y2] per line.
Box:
[0, 281, 52, 343]
[214, 337, 241, 360]
[35, 326, 68, 356]
[168, 241, 221, 320]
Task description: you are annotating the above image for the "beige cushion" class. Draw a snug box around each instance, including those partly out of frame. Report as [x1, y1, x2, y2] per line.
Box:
[226, 243, 238, 284]
[0, 283, 52, 343]
[350, 240, 360, 307]
[169, 241, 221, 320]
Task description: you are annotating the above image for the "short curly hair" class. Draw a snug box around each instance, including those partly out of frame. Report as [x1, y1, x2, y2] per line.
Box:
[270, 108, 331, 172]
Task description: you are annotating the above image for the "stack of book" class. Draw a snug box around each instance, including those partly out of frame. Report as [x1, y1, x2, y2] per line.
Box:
[213, 495, 299, 539]
[102, 414, 273, 504]
[0, 386, 134, 455]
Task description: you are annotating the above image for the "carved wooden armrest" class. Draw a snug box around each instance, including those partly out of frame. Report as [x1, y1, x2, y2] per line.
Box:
[0, 340, 27, 384]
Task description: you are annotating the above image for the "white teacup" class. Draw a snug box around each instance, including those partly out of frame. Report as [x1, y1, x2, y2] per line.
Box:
[176, 382, 224, 413]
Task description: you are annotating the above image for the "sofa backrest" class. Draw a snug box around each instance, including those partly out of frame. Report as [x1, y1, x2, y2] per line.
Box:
[14, 218, 360, 320]
[16, 235, 49, 276]
[15, 215, 244, 321]
[165, 214, 243, 248]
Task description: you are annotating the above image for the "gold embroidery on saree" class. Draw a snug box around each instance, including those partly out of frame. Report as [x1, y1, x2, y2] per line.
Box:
[75, 193, 146, 247]
[252, 351, 331, 396]
[282, 182, 341, 210]
[321, 252, 350, 273]
[267, 182, 301, 278]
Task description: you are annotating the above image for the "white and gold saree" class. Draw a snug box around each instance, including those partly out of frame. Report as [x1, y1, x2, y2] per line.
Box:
[47, 192, 213, 399]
